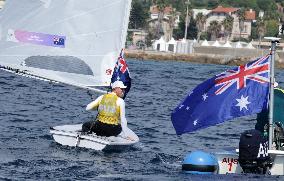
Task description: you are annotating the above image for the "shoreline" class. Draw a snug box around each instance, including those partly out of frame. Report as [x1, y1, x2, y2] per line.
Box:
[125, 49, 284, 69]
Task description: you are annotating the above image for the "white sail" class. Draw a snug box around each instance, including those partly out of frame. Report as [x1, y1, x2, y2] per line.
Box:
[0, 0, 132, 92]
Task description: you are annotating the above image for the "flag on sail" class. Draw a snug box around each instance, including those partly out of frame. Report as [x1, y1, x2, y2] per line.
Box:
[171, 55, 271, 135]
[111, 49, 131, 99]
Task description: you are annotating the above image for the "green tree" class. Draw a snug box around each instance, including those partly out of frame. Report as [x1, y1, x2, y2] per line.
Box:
[187, 17, 198, 39]
[192, 0, 208, 8]
[173, 16, 185, 39]
[264, 11, 281, 21]
[208, 20, 221, 40]
[236, 8, 245, 41]
[265, 20, 279, 37]
[250, 22, 258, 40]
[153, 0, 170, 37]
[257, 0, 277, 11]
[195, 12, 207, 42]
[129, 1, 149, 29]
[256, 17, 266, 49]
[219, 0, 257, 9]
[173, 17, 197, 40]
[167, 8, 178, 39]
[222, 16, 234, 41]
[207, 0, 218, 8]
[200, 32, 209, 40]
[145, 30, 155, 47]
[171, 0, 187, 11]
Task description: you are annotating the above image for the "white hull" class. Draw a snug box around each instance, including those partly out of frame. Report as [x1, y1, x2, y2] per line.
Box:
[50, 124, 139, 151]
[215, 149, 284, 175]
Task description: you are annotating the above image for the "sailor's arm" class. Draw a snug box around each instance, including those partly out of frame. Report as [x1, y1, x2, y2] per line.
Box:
[86, 95, 103, 111]
[118, 99, 128, 136]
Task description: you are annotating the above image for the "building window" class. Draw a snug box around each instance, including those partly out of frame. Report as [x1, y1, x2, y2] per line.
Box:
[243, 25, 247, 33]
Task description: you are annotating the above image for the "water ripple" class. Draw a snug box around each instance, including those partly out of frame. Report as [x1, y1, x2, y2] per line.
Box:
[0, 60, 283, 180]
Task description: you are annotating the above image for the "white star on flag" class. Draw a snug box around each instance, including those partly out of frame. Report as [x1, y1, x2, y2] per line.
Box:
[202, 93, 208, 101]
[186, 106, 190, 110]
[236, 95, 250, 111]
[193, 120, 198, 126]
[179, 104, 184, 109]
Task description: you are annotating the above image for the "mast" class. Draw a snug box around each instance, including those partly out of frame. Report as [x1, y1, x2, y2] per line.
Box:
[264, 37, 281, 149]
[184, 0, 190, 40]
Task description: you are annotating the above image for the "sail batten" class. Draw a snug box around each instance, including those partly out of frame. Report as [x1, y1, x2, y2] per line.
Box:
[0, 0, 132, 92]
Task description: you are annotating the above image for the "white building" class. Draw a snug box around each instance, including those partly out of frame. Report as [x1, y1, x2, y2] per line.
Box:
[132, 31, 147, 47]
[205, 6, 256, 40]
[148, 5, 181, 41]
[166, 37, 177, 52]
[153, 37, 167, 51]
[192, 9, 211, 19]
[150, 6, 180, 27]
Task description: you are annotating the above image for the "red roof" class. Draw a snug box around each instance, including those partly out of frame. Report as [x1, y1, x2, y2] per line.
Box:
[211, 6, 239, 13]
[245, 10, 256, 20]
[150, 5, 173, 14]
[164, 6, 173, 14]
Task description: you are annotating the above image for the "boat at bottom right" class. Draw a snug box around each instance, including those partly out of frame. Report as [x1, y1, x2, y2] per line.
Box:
[171, 37, 284, 175]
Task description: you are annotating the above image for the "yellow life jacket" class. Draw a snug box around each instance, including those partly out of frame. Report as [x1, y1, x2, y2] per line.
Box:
[97, 93, 120, 125]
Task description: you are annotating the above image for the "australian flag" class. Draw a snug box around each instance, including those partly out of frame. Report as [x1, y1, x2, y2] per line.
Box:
[53, 37, 65, 46]
[171, 55, 271, 135]
[111, 49, 131, 99]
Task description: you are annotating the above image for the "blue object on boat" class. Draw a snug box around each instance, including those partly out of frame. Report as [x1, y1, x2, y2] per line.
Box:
[182, 151, 218, 174]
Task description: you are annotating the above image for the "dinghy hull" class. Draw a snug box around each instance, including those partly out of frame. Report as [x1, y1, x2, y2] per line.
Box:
[50, 124, 139, 151]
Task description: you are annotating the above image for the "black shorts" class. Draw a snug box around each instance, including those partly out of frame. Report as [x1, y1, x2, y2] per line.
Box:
[82, 121, 122, 137]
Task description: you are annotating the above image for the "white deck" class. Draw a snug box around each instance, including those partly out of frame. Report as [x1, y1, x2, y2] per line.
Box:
[50, 124, 139, 150]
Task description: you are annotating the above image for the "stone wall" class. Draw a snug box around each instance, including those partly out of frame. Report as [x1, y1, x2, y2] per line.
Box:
[125, 48, 284, 69]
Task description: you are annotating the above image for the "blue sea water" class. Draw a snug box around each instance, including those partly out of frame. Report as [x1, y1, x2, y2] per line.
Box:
[0, 58, 284, 180]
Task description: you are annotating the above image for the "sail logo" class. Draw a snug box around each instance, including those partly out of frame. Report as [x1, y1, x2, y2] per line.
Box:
[105, 69, 112, 75]
[6, 29, 66, 48]
[53, 37, 65, 46]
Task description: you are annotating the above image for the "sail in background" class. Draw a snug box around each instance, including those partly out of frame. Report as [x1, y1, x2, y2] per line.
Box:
[0, 0, 132, 92]
[171, 55, 271, 135]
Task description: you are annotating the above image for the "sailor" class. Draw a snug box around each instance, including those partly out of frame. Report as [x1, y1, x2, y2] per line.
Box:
[82, 80, 128, 137]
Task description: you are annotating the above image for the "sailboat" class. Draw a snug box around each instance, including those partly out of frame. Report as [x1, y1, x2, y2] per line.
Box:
[171, 37, 284, 175]
[0, 0, 139, 150]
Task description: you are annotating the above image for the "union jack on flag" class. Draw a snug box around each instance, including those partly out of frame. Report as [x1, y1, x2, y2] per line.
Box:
[115, 52, 129, 74]
[53, 36, 65, 46]
[111, 49, 131, 99]
[171, 55, 271, 135]
[215, 55, 270, 95]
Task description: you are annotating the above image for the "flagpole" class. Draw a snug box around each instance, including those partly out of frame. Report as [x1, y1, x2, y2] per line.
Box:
[265, 37, 280, 149]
